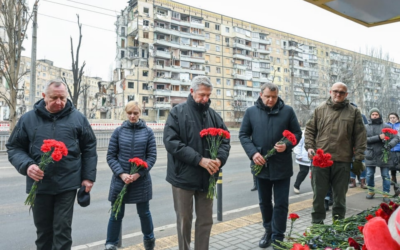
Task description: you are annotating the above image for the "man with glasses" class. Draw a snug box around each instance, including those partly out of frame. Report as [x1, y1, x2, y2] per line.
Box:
[305, 82, 366, 224]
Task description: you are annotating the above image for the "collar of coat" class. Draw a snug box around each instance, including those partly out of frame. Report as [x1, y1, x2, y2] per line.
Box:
[34, 99, 74, 120]
[326, 97, 349, 110]
[187, 93, 210, 113]
[122, 119, 146, 129]
[255, 96, 284, 114]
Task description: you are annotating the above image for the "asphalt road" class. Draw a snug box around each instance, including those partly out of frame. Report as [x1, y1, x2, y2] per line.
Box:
[0, 144, 314, 250]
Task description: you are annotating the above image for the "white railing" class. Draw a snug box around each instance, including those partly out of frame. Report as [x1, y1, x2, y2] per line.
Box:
[0, 130, 240, 151]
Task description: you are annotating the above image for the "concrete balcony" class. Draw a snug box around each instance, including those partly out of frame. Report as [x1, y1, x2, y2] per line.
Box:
[180, 44, 206, 52]
[127, 21, 138, 35]
[233, 54, 252, 61]
[233, 43, 252, 51]
[256, 57, 270, 63]
[252, 38, 271, 45]
[308, 58, 318, 63]
[255, 47, 271, 54]
[154, 14, 171, 22]
[171, 90, 190, 97]
[154, 27, 181, 37]
[153, 102, 172, 109]
[233, 74, 252, 81]
[233, 64, 248, 70]
[154, 50, 172, 59]
[288, 46, 303, 53]
[170, 18, 191, 27]
[180, 55, 205, 63]
[233, 85, 253, 91]
[259, 77, 271, 83]
[153, 89, 171, 96]
[190, 21, 205, 29]
[154, 39, 181, 49]
[190, 32, 205, 41]
[260, 68, 271, 74]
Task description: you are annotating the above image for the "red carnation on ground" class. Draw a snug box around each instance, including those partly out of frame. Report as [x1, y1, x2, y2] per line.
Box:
[290, 243, 310, 250]
[288, 213, 300, 221]
[348, 237, 361, 249]
[358, 225, 364, 234]
[365, 214, 374, 221]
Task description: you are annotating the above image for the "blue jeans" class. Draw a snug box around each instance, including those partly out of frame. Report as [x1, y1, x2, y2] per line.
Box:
[257, 177, 290, 241]
[106, 201, 154, 246]
[366, 166, 390, 194]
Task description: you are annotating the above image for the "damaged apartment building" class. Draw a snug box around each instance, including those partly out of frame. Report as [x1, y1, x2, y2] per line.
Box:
[113, 0, 400, 124]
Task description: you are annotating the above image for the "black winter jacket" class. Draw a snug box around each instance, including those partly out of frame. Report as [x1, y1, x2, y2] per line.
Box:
[6, 99, 97, 194]
[239, 97, 302, 180]
[365, 119, 399, 168]
[164, 94, 231, 191]
[107, 120, 156, 203]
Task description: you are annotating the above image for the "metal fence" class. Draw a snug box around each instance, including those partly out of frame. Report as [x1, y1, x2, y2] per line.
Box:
[0, 130, 240, 152]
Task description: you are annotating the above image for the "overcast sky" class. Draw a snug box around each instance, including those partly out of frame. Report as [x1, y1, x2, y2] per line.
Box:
[22, 0, 400, 81]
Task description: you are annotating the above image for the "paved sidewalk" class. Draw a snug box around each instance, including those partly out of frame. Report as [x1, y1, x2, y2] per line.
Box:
[123, 184, 384, 250]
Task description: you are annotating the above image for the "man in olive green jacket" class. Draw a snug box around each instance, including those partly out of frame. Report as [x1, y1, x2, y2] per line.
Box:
[305, 82, 366, 224]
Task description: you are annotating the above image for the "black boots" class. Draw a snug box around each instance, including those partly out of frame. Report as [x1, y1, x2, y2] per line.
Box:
[251, 175, 257, 191]
[259, 231, 272, 248]
[144, 238, 155, 250]
[324, 199, 329, 211]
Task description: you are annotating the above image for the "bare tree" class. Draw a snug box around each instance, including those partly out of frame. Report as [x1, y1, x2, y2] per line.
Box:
[0, 0, 38, 132]
[61, 14, 86, 108]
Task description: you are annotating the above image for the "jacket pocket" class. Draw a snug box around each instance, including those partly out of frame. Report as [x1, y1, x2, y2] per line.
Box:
[365, 147, 374, 161]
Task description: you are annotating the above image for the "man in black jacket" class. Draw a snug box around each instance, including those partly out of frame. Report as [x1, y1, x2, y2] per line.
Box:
[239, 83, 301, 249]
[164, 76, 230, 250]
[7, 80, 97, 250]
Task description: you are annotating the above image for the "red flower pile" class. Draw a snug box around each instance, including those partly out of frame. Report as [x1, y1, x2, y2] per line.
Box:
[312, 149, 334, 168]
[381, 128, 398, 163]
[200, 127, 230, 199]
[112, 157, 148, 219]
[290, 243, 310, 250]
[25, 139, 68, 208]
[252, 130, 297, 176]
[348, 237, 361, 250]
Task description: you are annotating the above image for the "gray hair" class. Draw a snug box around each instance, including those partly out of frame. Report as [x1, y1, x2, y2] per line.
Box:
[44, 79, 68, 94]
[190, 76, 213, 92]
[261, 82, 279, 93]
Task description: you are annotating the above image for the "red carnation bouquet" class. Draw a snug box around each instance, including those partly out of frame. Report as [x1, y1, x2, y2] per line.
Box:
[312, 149, 334, 168]
[199, 128, 230, 199]
[381, 128, 398, 163]
[112, 157, 148, 219]
[252, 130, 297, 176]
[25, 139, 68, 208]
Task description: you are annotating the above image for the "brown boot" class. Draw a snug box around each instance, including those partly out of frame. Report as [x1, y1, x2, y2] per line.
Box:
[360, 179, 367, 189]
[349, 178, 356, 188]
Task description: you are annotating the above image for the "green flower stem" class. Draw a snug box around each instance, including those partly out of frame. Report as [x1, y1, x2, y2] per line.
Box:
[111, 164, 143, 219]
[25, 151, 54, 208]
[252, 138, 289, 176]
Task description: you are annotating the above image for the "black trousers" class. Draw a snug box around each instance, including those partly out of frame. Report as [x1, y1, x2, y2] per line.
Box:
[294, 164, 310, 189]
[32, 190, 77, 250]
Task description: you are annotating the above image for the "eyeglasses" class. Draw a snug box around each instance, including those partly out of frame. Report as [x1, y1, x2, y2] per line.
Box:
[332, 90, 347, 96]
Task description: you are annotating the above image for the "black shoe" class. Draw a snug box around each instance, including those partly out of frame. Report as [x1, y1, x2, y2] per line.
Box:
[272, 239, 284, 250]
[251, 185, 257, 191]
[104, 245, 117, 250]
[324, 199, 329, 211]
[259, 232, 272, 248]
[144, 238, 155, 250]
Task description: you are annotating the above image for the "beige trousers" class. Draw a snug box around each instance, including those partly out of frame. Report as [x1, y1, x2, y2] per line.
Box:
[172, 185, 213, 250]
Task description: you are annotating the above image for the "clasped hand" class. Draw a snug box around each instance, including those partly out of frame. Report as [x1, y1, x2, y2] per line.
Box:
[119, 173, 140, 184]
[200, 158, 221, 175]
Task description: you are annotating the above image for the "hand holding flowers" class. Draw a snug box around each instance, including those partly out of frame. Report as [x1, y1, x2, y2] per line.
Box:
[25, 139, 68, 208]
[112, 157, 148, 219]
[252, 130, 297, 176]
[199, 128, 230, 199]
[381, 128, 398, 163]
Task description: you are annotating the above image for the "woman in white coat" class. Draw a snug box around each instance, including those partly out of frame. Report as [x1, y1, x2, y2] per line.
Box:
[293, 133, 311, 194]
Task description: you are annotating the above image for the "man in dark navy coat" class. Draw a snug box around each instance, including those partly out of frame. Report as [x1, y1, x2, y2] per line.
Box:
[164, 76, 230, 250]
[239, 83, 301, 249]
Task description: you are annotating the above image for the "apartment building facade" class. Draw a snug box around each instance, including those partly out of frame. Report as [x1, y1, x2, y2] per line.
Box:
[113, 0, 400, 125]
[0, 56, 101, 121]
